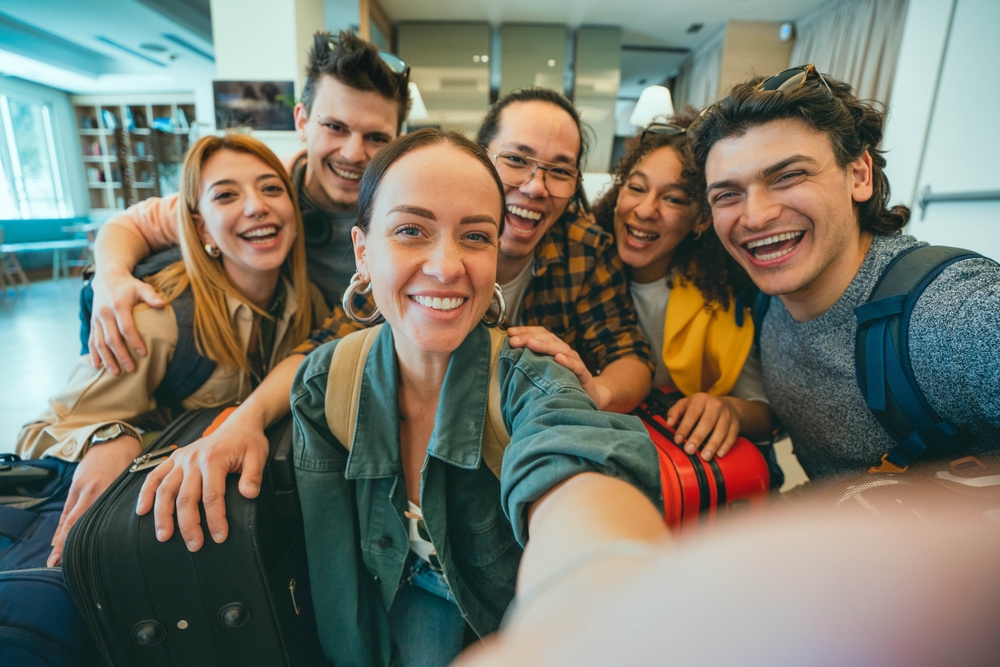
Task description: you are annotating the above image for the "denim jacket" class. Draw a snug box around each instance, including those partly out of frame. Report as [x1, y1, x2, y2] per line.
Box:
[291, 324, 662, 667]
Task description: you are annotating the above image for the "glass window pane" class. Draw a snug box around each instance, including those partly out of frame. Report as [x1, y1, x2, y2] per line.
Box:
[7, 99, 61, 218]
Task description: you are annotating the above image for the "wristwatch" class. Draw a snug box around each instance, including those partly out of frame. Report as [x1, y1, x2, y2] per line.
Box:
[88, 423, 141, 447]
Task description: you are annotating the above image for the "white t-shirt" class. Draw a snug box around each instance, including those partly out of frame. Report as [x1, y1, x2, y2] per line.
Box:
[629, 279, 768, 404]
[406, 500, 436, 565]
[499, 260, 534, 327]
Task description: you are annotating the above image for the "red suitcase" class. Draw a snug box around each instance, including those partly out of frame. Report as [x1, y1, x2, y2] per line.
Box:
[633, 387, 770, 535]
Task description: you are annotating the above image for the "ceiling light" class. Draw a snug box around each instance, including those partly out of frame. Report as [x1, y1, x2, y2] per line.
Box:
[474, 55, 481, 62]
[407, 82, 429, 121]
[481, 54, 489, 63]
[629, 85, 675, 127]
[140, 43, 167, 52]
[547, 59, 556, 67]
[686, 23, 704, 34]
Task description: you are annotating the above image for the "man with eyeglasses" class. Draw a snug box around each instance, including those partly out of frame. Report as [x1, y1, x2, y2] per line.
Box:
[477, 88, 652, 413]
[87, 30, 410, 374]
[690, 67, 1000, 479]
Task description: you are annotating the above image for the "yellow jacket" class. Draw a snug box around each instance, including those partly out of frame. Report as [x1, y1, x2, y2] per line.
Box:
[662, 279, 754, 397]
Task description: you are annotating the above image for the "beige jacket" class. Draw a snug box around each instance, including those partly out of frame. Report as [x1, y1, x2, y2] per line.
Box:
[102, 150, 305, 251]
[16, 277, 302, 461]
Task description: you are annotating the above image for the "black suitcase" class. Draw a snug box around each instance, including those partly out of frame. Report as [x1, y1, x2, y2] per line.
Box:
[62, 406, 320, 666]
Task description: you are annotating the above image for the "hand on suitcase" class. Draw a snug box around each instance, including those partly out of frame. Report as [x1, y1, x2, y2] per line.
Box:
[665, 393, 742, 461]
[47, 435, 142, 567]
[135, 411, 270, 552]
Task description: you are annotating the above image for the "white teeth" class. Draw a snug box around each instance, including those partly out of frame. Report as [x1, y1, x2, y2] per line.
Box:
[745, 231, 803, 250]
[240, 225, 279, 240]
[412, 295, 466, 311]
[332, 166, 361, 181]
[627, 225, 659, 241]
[754, 245, 798, 261]
[506, 204, 542, 221]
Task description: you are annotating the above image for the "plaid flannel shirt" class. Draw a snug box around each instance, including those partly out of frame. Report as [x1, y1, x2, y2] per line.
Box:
[295, 213, 653, 374]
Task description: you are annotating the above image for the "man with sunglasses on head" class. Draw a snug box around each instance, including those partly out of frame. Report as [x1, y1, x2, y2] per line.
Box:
[87, 30, 410, 375]
[298, 86, 654, 413]
[689, 67, 1000, 479]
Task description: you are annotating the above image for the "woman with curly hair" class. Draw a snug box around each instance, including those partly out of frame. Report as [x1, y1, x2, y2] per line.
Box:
[592, 115, 773, 461]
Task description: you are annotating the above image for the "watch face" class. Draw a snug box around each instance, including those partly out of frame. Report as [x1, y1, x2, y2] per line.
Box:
[95, 424, 121, 439]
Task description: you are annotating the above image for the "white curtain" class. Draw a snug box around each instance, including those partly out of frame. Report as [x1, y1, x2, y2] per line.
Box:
[672, 28, 726, 112]
[790, 0, 910, 104]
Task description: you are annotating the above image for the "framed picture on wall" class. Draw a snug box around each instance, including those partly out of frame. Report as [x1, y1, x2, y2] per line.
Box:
[213, 81, 296, 131]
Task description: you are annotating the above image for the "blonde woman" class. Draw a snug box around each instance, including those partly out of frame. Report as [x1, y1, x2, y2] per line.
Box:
[16, 133, 315, 567]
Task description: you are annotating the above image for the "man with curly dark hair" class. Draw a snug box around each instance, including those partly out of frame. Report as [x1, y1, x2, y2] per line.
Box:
[87, 30, 410, 373]
[593, 114, 772, 463]
[690, 67, 1000, 479]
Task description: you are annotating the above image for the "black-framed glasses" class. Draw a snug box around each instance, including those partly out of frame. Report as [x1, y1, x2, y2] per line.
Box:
[640, 122, 686, 143]
[489, 152, 580, 199]
[755, 63, 831, 94]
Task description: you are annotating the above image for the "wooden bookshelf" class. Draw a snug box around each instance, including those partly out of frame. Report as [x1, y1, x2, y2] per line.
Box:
[71, 95, 196, 213]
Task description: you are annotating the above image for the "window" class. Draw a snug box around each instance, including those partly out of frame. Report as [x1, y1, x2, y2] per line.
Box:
[0, 94, 71, 219]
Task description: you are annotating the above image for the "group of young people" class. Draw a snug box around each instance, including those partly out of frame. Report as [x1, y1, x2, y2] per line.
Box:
[14, 28, 1000, 667]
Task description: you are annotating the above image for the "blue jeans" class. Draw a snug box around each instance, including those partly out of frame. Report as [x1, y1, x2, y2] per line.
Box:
[388, 558, 468, 667]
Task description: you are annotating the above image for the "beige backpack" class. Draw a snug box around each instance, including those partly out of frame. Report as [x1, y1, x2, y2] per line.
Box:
[324, 324, 510, 477]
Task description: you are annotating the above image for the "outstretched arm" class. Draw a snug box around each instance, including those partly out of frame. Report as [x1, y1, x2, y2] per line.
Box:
[90, 195, 180, 373]
[135, 353, 305, 551]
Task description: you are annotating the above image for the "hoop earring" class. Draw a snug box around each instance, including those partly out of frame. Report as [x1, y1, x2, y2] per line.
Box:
[342, 272, 381, 324]
[204, 243, 221, 258]
[482, 283, 506, 328]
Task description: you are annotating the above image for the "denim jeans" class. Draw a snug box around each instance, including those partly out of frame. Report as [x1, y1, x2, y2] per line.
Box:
[389, 558, 468, 667]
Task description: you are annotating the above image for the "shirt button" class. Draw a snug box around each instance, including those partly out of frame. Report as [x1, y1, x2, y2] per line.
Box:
[377, 536, 393, 549]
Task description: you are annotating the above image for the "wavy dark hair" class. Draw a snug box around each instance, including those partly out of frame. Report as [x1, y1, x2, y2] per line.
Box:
[476, 86, 591, 213]
[689, 70, 908, 235]
[356, 128, 506, 236]
[593, 111, 749, 310]
[302, 30, 411, 132]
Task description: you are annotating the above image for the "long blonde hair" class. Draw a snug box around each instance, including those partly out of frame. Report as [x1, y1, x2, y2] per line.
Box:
[147, 133, 311, 374]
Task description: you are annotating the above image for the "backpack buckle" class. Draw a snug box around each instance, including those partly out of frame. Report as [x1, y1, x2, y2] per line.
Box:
[869, 453, 908, 474]
[949, 456, 986, 476]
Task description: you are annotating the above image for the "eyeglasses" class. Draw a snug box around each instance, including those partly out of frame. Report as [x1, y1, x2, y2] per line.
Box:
[755, 63, 831, 94]
[489, 152, 580, 199]
[640, 123, 686, 143]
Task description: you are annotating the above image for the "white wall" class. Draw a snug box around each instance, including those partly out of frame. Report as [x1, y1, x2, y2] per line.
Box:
[883, 0, 1000, 260]
[0, 76, 87, 216]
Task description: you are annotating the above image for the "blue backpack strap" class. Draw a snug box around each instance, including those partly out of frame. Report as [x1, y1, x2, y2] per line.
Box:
[735, 283, 772, 346]
[153, 285, 217, 410]
[855, 245, 985, 471]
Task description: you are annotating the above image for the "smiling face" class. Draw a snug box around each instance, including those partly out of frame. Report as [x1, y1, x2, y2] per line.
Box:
[486, 101, 581, 267]
[705, 118, 874, 320]
[294, 75, 399, 210]
[614, 146, 706, 284]
[195, 148, 297, 295]
[353, 143, 502, 358]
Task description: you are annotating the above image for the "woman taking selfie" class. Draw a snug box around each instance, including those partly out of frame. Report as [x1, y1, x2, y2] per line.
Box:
[592, 118, 774, 461]
[291, 129, 668, 666]
[16, 133, 314, 566]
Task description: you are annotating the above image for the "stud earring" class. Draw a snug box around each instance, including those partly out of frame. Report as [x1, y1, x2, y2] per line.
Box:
[204, 243, 221, 258]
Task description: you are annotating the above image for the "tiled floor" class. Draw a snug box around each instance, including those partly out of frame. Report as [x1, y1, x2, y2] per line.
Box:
[1, 278, 86, 448]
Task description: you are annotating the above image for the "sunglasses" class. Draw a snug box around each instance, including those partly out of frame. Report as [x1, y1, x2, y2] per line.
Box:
[755, 63, 831, 94]
[640, 122, 686, 143]
[327, 39, 410, 80]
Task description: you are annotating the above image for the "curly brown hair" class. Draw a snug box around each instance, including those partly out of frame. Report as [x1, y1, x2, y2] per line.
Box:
[689, 72, 908, 235]
[593, 111, 750, 310]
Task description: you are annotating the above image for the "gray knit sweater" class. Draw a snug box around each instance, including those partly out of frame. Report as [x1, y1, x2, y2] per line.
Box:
[760, 234, 1000, 479]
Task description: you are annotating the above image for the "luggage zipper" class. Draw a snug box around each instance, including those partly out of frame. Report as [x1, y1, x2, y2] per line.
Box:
[128, 444, 178, 472]
[289, 578, 301, 615]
